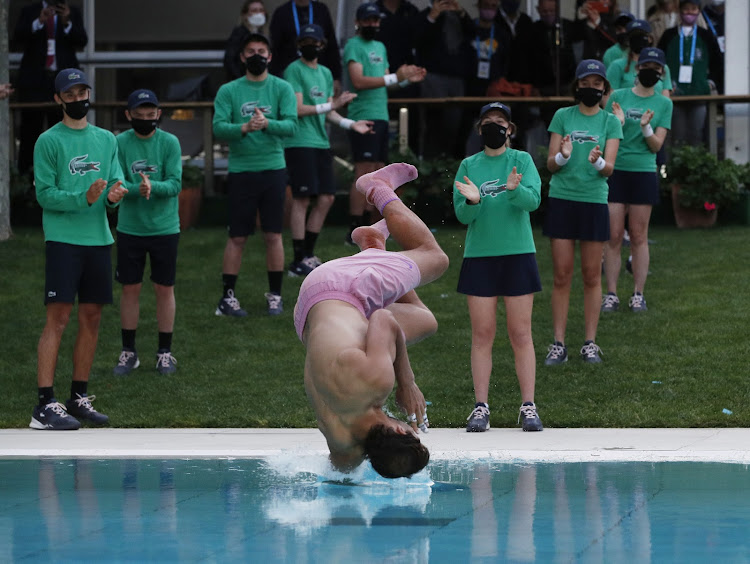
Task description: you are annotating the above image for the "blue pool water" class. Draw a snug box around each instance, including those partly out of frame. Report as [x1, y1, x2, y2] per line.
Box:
[1, 457, 749, 563]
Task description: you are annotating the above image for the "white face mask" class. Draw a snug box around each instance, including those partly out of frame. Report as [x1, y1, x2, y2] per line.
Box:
[248, 13, 266, 27]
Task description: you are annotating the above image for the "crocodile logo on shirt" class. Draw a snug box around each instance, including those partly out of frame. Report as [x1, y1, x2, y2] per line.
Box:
[131, 160, 158, 175]
[68, 155, 101, 176]
[625, 108, 644, 121]
[368, 51, 384, 65]
[241, 101, 272, 117]
[310, 85, 326, 100]
[569, 130, 600, 144]
[479, 179, 507, 198]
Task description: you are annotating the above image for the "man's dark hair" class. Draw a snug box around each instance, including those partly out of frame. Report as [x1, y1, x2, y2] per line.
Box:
[242, 32, 271, 50]
[363, 424, 430, 479]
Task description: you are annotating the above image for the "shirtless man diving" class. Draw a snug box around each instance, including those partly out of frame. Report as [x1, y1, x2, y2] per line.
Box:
[294, 163, 449, 479]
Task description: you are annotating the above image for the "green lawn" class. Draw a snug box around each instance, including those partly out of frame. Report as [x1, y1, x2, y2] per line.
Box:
[2, 223, 748, 429]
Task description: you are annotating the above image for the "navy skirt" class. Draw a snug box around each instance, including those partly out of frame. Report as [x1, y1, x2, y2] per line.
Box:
[542, 197, 610, 242]
[608, 170, 660, 205]
[457, 253, 542, 297]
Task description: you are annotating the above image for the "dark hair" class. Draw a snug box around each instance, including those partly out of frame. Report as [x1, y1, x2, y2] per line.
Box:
[363, 424, 430, 479]
[242, 32, 270, 50]
[570, 77, 612, 97]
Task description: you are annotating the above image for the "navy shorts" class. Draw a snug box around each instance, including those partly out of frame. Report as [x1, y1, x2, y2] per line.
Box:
[543, 197, 610, 242]
[457, 253, 542, 297]
[607, 170, 660, 205]
[44, 241, 113, 305]
[349, 119, 389, 163]
[115, 231, 179, 287]
[285, 147, 335, 199]
[226, 169, 287, 236]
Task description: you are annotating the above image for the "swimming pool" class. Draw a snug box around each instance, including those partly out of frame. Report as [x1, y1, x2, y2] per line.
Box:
[1, 457, 748, 563]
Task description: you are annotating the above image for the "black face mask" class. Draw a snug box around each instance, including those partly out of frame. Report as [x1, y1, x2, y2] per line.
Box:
[575, 87, 604, 107]
[360, 26, 378, 41]
[62, 98, 90, 120]
[616, 32, 628, 46]
[245, 54, 268, 76]
[299, 44, 320, 62]
[131, 118, 158, 136]
[629, 34, 651, 54]
[480, 122, 508, 150]
[637, 68, 662, 88]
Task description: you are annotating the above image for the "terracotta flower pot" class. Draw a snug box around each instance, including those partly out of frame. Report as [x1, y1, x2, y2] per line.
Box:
[178, 187, 202, 230]
[670, 184, 718, 229]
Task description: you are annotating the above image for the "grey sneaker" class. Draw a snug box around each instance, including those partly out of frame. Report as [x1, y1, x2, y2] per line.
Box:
[307, 256, 323, 268]
[629, 292, 648, 312]
[265, 292, 283, 316]
[216, 289, 248, 317]
[466, 403, 490, 432]
[65, 394, 109, 426]
[518, 402, 543, 432]
[30, 401, 81, 430]
[156, 350, 177, 375]
[580, 340, 603, 363]
[601, 292, 620, 312]
[113, 349, 140, 375]
[288, 260, 314, 278]
[544, 341, 568, 365]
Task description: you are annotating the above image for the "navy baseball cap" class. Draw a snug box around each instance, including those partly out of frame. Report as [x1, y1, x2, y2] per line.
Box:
[55, 68, 91, 93]
[127, 89, 159, 110]
[575, 59, 607, 80]
[614, 11, 635, 26]
[626, 19, 652, 34]
[638, 47, 666, 66]
[356, 3, 382, 20]
[478, 102, 512, 122]
[299, 23, 325, 43]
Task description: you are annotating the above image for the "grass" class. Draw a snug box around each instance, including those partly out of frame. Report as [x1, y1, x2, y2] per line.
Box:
[1, 222, 749, 429]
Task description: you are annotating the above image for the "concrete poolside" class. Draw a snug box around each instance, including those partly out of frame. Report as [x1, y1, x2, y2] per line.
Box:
[1, 428, 749, 463]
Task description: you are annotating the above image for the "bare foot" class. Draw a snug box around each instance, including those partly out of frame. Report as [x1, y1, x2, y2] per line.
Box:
[355, 163, 418, 202]
[351, 226, 386, 251]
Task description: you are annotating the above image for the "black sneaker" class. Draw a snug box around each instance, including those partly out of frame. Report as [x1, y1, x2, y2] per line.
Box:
[265, 292, 283, 316]
[601, 292, 620, 313]
[216, 289, 248, 317]
[625, 255, 633, 274]
[466, 403, 490, 432]
[156, 350, 177, 375]
[306, 256, 323, 268]
[580, 340, 603, 363]
[288, 260, 314, 278]
[30, 401, 81, 430]
[65, 394, 110, 426]
[629, 292, 648, 312]
[544, 341, 568, 365]
[113, 349, 139, 375]
[518, 402, 543, 432]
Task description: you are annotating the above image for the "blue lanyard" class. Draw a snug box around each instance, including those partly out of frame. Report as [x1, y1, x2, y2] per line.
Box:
[292, 2, 313, 36]
[474, 22, 494, 60]
[702, 9, 718, 38]
[679, 25, 697, 66]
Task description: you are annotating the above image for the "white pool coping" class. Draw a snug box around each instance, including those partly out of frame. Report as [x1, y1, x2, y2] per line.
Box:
[1, 428, 749, 463]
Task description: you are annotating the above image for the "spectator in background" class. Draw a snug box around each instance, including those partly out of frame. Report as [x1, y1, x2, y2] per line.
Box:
[602, 10, 634, 68]
[13, 0, 88, 174]
[495, 0, 534, 85]
[269, 0, 342, 95]
[575, 0, 621, 61]
[647, 0, 706, 46]
[658, 0, 723, 147]
[466, 0, 510, 97]
[0, 84, 13, 100]
[223, 1, 269, 81]
[528, 0, 581, 97]
[414, 0, 474, 158]
[702, 0, 724, 53]
[343, 3, 426, 245]
[607, 19, 673, 97]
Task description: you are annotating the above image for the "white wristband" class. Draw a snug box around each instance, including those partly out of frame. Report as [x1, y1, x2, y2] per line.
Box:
[554, 152, 570, 167]
[315, 102, 332, 114]
[384, 73, 398, 87]
[339, 118, 354, 130]
[398, 79, 410, 88]
[641, 123, 654, 138]
[593, 156, 606, 171]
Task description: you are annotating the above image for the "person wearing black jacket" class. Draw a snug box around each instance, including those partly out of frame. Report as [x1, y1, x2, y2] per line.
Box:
[223, 1, 269, 81]
[268, 0, 342, 93]
[13, 0, 87, 174]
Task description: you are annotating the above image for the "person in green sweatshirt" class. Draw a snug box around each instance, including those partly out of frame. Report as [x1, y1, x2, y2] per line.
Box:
[113, 89, 183, 376]
[213, 32, 297, 318]
[543, 59, 622, 366]
[31, 68, 127, 431]
[283, 23, 373, 278]
[453, 102, 543, 434]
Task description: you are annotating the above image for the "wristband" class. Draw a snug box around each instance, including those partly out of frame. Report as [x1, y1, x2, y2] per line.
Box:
[384, 73, 398, 87]
[641, 123, 654, 138]
[398, 79, 410, 88]
[593, 156, 606, 171]
[315, 102, 332, 114]
[554, 152, 570, 166]
[339, 118, 354, 130]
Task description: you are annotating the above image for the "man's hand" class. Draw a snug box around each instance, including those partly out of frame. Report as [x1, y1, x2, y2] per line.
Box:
[396, 380, 427, 433]
[332, 91, 357, 110]
[138, 172, 151, 200]
[455, 175, 480, 204]
[39, 5, 55, 25]
[506, 166, 523, 191]
[86, 178, 107, 205]
[428, 0, 451, 20]
[56, 2, 71, 25]
[106, 180, 128, 204]
[352, 120, 374, 135]
[248, 107, 268, 131]
[395, 64, 427, 84]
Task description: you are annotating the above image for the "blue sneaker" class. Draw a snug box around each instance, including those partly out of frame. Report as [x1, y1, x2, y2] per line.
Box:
[545, 341, 568, 365]
[601, 292, 620, 313]
[156, 350, 177, 375]
[629, 292, 648, 312]
[265, 292, 283, 316]
[518, 402, 543, 432]
[216, 289, 248, 317]
[30, 401, 81, 430]
[113, 349, 139, 375]
[580, 341, 603, 363]
[466, 403, 490, 432]
[66, 394, 110, 426]
[288, 260, 314, 278]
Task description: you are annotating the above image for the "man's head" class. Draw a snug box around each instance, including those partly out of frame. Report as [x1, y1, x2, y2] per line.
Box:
[537, 0, 558, 27]
[297, 23, 326, 62]
[356, 3, 382, 40]
[363, 423, 430, 479]
[478, 0, 499, 22]
[126, 89, 161, 137]
[241, 34, 272, 77]
[54, 68, 91, 121]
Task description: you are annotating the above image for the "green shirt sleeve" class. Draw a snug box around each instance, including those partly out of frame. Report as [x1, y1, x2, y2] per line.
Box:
[104, 137, 125, 209]
[34, 134, 89, 211]
[117, 134, 141, 198]
[606, 59, 625, 90]
[264, 81, 298, 138]
[453, 159, 482, 225]
[150, 135, 183, 198]
[506, 152, 541, 212]
[213, 83, 244, 141]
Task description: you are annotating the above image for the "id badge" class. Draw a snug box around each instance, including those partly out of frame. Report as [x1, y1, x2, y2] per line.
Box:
[47, 39, 56, 56]
[477, 61, 490, 79]
[678, 65, 693, 84]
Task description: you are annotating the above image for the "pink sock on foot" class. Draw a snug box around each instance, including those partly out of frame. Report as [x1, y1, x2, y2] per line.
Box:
[370, 219, 390, 239]
[355, 163, 417, 213]
[371, 188, 400, 214]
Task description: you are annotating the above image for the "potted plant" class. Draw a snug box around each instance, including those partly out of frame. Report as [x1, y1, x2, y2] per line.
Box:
[662, 144, 742, 228]
[179, 163, 204, 230]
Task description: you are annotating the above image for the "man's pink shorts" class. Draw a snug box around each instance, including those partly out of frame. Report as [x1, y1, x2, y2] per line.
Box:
[294, 248, 421, 341]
